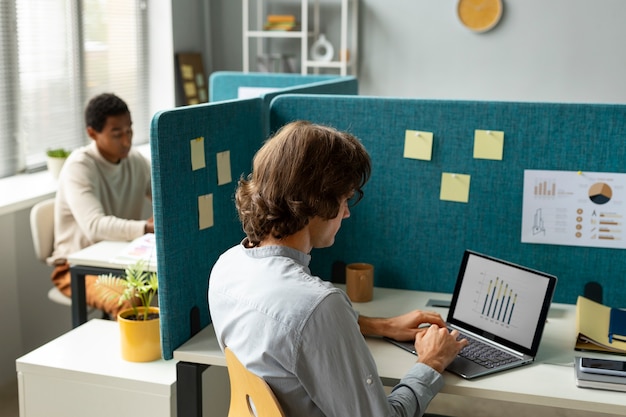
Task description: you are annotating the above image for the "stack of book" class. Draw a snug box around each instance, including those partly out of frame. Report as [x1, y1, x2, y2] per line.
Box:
[575, 295, 626, 354]
[575, 357, 626, 392]
[263, 15, 298, 31]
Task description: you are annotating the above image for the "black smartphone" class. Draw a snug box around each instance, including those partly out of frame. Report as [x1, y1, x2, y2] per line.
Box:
[579, 357, 626, 378]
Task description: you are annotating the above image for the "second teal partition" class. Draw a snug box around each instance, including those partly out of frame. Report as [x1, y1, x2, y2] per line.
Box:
[269, 95, 626, 310]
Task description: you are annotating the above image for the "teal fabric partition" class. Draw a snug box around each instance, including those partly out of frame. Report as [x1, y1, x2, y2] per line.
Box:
[269, 95, 626, 310]
[209, 71, 357, 102]
[150, 98, 265, 359]
[152, 93, 626, 359]
[209, 71, 358, 138]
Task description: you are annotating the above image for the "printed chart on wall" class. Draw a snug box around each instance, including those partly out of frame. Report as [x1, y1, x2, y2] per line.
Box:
[521, 170, 626, 249]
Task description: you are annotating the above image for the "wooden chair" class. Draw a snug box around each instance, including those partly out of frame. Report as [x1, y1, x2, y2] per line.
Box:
[225, 347, 285, 417]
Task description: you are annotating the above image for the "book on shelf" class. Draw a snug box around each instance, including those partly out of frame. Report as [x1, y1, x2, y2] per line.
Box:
[110, 233, 157, 269]
[263, 22, 299, 31]
[266, 14, 296, 23]
[574, 357, 626, 392]
[263, 14, 298, 31]
[576, 295, 626, 354]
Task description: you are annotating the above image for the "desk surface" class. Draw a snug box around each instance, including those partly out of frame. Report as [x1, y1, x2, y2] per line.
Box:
[174, 286, 626, 414]
[67, 240, 157, 271]
[17, 319, 176, 393]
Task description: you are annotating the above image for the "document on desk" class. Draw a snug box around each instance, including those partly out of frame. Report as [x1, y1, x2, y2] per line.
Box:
[110, 233, 157, 269]
[575, 296, 626, 354]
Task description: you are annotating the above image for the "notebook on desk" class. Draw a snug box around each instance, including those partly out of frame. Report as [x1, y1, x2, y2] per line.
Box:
[386, 250, 557, 379]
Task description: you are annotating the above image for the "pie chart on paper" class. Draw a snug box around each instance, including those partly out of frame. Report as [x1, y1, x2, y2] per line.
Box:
[588, 182, 612, 205]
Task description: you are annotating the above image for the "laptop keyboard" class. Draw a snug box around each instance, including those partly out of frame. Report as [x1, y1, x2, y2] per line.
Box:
[455, 331, 520, 368]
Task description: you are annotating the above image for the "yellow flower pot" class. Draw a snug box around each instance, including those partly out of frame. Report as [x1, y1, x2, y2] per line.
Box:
[117, 306, 161, 362]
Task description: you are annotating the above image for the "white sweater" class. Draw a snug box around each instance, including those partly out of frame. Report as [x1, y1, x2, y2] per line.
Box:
[50, 142, 152, 263]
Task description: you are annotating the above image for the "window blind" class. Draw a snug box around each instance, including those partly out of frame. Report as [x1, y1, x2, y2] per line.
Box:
[0, 1, 18, 177]
[0, 0, 149, 178]
[17, 0, 83, 169]
[82, 0, 149, 145]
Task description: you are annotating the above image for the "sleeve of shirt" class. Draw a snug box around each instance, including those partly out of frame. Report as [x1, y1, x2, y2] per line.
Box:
[295, 291, 444, 417]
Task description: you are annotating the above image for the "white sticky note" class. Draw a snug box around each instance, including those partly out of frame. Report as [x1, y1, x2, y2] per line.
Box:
[198, 194, 214, 230]
[403, 130, 433, 161]
[216, 150, 232, 185]
[190, 137, 206, 171]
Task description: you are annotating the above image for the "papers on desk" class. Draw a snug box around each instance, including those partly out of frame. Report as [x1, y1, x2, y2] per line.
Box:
[110, 233, 157, 269]
[575, 296, 626, 355]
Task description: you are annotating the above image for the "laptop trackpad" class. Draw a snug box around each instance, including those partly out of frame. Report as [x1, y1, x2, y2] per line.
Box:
[446, 357, 485, 379]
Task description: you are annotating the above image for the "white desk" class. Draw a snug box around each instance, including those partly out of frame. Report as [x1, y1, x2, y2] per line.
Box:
[174, 286, 626, 417]
[67, 240, 157, 327]
[16, 319, 177, 417]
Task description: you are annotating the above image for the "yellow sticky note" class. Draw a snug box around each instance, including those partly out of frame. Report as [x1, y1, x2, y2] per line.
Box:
[440, 172, 471, 203]
[473, 129, 504, 160]
[198, 194, 214, 230]
[184, 81, 197, 97]
[216, 150, 232, 185]
[190, 137, 206, 171]
[181, 64, 194, 80]
[403, 130, 433, 161]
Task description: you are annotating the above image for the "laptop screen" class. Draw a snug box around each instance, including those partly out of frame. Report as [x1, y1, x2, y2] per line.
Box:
[447, 250, 557, 355]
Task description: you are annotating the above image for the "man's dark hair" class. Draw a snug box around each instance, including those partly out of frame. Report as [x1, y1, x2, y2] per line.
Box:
[84, 93, 129, 132]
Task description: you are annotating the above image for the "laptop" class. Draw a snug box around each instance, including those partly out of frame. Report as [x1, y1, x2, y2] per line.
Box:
[386, 250, 557, 379]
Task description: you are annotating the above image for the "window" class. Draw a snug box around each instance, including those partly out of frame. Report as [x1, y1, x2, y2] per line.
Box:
[0, 0, 148, 179]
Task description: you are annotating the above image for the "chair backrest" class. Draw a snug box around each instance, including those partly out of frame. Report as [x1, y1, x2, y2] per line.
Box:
[30, 198, 56, 264]
[225, 347, 285, 417]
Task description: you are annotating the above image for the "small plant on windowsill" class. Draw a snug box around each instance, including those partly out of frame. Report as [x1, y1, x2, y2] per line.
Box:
[96, 260, 161, 362]
[46, 148, 72, 179]
[46, 148, 72, 158]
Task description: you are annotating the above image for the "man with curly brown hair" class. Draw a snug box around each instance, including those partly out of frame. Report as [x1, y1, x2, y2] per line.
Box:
[209, 120, 466, 417]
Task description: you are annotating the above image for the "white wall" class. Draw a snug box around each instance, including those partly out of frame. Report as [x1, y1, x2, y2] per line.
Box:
[210, 0, 626, 104]
[0, 207, 73, 388]
[359, 0, 626, 103]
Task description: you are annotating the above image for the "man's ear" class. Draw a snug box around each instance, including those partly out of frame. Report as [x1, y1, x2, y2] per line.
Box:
[86, 126, 98, 140]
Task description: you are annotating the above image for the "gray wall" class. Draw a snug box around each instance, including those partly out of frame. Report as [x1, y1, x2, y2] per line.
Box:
[171, 0, 213, 106]
[208, 0, 626, 104]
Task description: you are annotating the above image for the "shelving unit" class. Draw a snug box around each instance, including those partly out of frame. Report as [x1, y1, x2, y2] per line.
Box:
[242, 0, 358, 76]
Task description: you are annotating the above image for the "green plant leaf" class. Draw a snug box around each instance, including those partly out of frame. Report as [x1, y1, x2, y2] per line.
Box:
[46, 148, 71, 158]
[95, 259, 158, 320]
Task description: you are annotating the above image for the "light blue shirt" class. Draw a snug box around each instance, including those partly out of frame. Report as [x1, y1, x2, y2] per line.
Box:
[208, 241, 444, 417]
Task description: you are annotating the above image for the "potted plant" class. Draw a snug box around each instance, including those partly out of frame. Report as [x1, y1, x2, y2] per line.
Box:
[46, 148, 71, 179]
[96, 260, 161, 362]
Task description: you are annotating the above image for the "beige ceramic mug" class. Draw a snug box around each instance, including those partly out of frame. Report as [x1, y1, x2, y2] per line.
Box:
[345, 263, 374, 302]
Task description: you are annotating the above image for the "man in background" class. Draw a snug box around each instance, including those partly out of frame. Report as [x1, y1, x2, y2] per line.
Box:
[49, 93, 153, 317]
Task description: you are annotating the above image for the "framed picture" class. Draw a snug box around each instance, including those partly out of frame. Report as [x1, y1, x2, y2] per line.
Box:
[176, 53, 208, 105]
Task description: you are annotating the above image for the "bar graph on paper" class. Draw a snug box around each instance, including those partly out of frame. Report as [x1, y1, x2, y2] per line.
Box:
[477, 275, 518, 327]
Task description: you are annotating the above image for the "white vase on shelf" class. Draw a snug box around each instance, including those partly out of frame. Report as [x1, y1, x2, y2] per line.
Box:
[310, 34, 334, 62]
